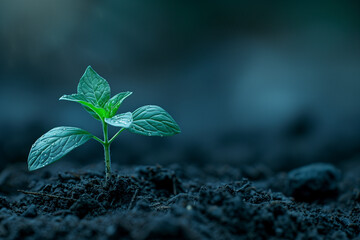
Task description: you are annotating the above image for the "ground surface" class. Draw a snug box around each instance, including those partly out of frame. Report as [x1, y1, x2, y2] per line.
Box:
[0, 161, 360, 240]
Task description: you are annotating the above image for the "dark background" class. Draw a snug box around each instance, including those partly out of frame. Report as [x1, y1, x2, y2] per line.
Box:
[0, 0, 359, 172]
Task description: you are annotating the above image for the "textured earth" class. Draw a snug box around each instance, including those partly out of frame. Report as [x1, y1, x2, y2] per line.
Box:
[0, 161, 360, 240]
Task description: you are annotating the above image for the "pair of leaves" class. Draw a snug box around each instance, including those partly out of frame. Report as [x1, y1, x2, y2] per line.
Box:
[28, 105, 180, 171]
[28, 66, 181, 171]
[60, 66, 132, 120]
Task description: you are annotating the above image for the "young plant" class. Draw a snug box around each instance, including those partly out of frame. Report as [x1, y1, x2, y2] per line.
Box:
[27, 66, 181, 179]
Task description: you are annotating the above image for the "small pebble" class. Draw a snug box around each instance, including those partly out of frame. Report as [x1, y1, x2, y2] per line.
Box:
[288, 163, 341, 201]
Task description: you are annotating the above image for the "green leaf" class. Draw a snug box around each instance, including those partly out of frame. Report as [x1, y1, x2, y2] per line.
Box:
[77, 66, 111, 108]
[104, 91, 132, 117]
[59, 94, 107, 120]
[105, 112, 133, 128]
[128, 105, 181, 137]
[28, 127, 93, 171]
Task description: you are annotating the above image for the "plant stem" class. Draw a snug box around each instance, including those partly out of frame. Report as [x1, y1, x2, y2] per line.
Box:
[92, 135, 105, 145]
[104, 143, 111, 180]
[109, 128, 125, 144]
[102, 121, 111, 180]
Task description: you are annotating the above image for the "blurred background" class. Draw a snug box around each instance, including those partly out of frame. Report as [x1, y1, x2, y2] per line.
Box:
[0, 0, 359, 173]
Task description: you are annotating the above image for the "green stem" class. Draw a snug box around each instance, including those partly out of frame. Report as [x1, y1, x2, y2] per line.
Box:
[109, 128, 125, 144]
[92, 135, 105, 145]
[102, 121, 111, 180]
[104, 143, 111, 180]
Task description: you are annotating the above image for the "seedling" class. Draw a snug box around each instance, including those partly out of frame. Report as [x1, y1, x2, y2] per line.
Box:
[28, 66, 180, 179]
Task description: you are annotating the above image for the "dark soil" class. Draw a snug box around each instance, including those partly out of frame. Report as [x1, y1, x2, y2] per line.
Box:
[1, 162, 360, 240]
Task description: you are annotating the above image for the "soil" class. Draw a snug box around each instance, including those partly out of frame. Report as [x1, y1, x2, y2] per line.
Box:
[0, 161, 360, 240]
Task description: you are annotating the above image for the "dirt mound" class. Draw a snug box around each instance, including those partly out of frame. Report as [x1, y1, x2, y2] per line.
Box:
[0, 163, 359, 239]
